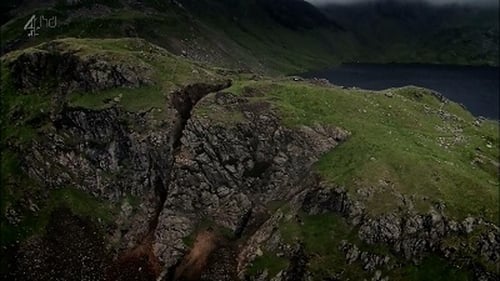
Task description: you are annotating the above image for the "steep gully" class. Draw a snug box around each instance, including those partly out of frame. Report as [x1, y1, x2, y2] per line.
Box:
[152, 81, 232, 237]
[114, 81, 232, 281]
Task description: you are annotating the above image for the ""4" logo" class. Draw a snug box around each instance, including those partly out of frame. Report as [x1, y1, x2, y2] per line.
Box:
[24, 14, 57, 38]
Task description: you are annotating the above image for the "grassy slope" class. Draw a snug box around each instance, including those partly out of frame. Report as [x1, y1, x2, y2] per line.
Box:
[228, 80, 499, 223]
[178, 0, 357, 73]
[227, 79, 498, 280]
[0, 0, 351, 74]
[3, 0, 496, 77]
[321, 3, 499, 66]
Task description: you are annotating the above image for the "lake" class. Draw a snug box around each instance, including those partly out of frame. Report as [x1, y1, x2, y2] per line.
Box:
[301, 64, 499, 119]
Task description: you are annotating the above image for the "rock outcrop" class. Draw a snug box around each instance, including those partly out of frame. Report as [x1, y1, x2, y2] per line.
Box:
[153, 90, 349, 275]
[295, 183, 500, 281]
[5, 40, 153, 94]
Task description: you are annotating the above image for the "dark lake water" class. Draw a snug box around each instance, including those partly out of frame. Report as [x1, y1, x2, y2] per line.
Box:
[302, 64, 499, 119]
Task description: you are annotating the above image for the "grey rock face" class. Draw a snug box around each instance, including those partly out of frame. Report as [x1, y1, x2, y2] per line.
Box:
[237, 210, 285, 278]
[301, 184, 364, 224]
[23, 105, 174, 250]
[357, 210, 500, 267]
[26, 106, 172, 198]
[153, 91, 349, 269]
[280, 243, 309, 281]
[339, 241, 390, 272]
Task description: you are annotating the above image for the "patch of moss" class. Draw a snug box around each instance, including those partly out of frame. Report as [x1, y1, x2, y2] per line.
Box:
[394, 255, 473, 281]
[266, 200, 287, 213]
[279, 212, 370, 280]
[1, 64, 51, 144]
[193, 100, 246, 125]
[3, 37, 222, 118]
[1, 187, 117, 246]
[247, 251, 289, 278]
[69, 85, 165, 111]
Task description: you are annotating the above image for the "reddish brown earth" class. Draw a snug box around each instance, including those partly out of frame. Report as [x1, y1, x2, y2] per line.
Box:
[174, 230, 219, 281]
[107, 235, 161, 281]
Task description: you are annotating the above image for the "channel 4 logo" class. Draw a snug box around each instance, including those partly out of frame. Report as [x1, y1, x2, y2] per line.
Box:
[23, 14, 57, 38]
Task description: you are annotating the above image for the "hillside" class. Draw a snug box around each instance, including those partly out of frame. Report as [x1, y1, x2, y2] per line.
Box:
[1, 37, 498, 281]
[1, 1, 499, 280]
[1, 0, 498, 74]
[1, 0, 354, 73]
[319, 0, 499, 66]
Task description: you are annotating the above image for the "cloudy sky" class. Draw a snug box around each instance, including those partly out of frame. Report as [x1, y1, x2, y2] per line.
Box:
[306, 0, 498, 5]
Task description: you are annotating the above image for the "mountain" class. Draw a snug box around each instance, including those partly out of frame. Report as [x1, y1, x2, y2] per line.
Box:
[1, 0, 498, 74]
[179, 0, 337, 29]
[319, 0, 499, 65]
[0, 1, 499, 281]
[1, 0, 353, 73]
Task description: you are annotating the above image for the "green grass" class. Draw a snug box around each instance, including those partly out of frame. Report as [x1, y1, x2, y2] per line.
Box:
[3, 37, 221, 115]
[44, 188, 117, 224]
[229, 81, 499, 223]
[226, 80, 498, 279]
[193, 92, 247, 125]
[0, 185, 120, 275]
[395, 255, 473, 281]
[0, 63, 51, 144]
[0, 187, 117, 247]
[69, 85, 165, 111]
[280, 212, 352, 253]
[1, 63, 52, 249]
[279, 212, 370, 280]
[247, 250, 289, 278]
